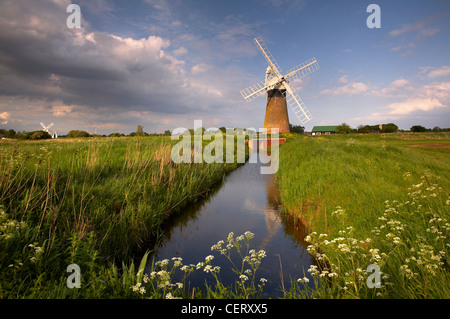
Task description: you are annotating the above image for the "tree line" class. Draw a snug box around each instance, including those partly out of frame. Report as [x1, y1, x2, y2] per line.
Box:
[1, 123, 449, 140]
[335, 123, 450, 134]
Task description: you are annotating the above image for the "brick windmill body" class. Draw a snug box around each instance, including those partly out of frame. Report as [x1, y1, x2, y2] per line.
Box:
[264, 65, 289, 133]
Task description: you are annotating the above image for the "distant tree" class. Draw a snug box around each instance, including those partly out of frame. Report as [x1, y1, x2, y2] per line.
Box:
[0, 129, 5, 137]
[336, 123, 353, 134]
[5, 129, 16, 138]
[15, 131, 25, 139]
[164, 130, 171, 136]
[410, 125, 427, 132]
[432, 126, 441, 132]
[289, 124, 305, 134]
[357, 125, 371, 133]
[219, 127, 226, 134]
[68, 130, 90, 137]
[136, 125, 144, 136]
[109, 132, 124, 137]
[29, 131, 52, 140]
[381, 123, 398, 133]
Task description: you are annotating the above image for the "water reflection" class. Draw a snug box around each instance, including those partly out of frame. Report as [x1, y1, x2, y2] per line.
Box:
[149, 149, 314, 297]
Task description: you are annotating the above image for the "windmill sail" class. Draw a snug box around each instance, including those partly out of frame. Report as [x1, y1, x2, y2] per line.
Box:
[284, 58, 319, 81]
[40, 122, 54, 132]
[253, 37, 282, 77]
[284, 83, 313, 124]
[240, 79, 269, 102]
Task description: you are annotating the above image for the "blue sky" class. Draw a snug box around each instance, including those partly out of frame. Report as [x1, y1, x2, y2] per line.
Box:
[0, 0, 449, 134]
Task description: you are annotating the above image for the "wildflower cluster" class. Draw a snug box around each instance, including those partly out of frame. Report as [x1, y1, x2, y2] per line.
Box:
[0, 208, 27, 241]
[129, 231, 267, 299]
[27, 243, 44, 264]
[130, 256, 192, 299]
[371, 200, 407, 246]
[210, 231, 267, 298]
[299, 173, 449, 299]
[303, 223, 389, 298]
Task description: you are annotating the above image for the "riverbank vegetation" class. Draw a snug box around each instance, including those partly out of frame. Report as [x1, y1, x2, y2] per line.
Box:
[277, 132, 450, 298]
[0, 135, 246, 298]
[1, 132, 448, 299]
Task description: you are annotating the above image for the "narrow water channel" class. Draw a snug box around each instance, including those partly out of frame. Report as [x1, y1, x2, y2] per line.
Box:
[149, 149, 314, 297]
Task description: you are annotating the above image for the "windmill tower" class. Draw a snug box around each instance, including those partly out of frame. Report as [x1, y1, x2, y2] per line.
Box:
[240, 37, 319, 133]
[40, 122, 57, 139]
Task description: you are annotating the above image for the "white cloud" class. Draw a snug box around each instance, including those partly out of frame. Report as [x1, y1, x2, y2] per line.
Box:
[337, 75, 349, 84]
[391, 79, 410, 87]
[419, 27, 440, 39]
[0, 0, 251, 134]
[387, 97, 444, 115]
[352, 81, 450, 123]
[173, 46, 188, 56]
[426, 66, 450, 79]
[370, 78, 413, 98]
[387, 13, 445, 56]
[320, 81, 368, 96]
[389, 21, 425, 37]
[0, 111, 10, 124]
[191, 63, 212, 75]
[322, 74, 416, 99]
[52, 105, 73, 117]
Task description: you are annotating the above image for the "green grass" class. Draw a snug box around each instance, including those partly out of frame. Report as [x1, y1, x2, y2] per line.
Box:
[2, 132, 448, 299]
[0, 135, 246, 298]
[276, 133, 450, 298]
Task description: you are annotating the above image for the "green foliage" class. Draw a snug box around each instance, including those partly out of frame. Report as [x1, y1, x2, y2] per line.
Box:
[382, 123, 398, 133]
[5, 129, 16, 138]
[336, 123, 353, 134]
[410, 125, 427, 132]
[289, 124, 305, 134]
[0, 136, 247, 298]
[136, 125, 144, 136]
[277, 133, 450, 298]
[28, 131, 52, 140]
[68, 130, 90, 137]
[109, 132, 124, 137]
[357, 123, 398, 133]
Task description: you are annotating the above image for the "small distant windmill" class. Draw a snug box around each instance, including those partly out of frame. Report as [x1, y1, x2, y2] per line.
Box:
[40, 122, 57, 139]
[240, 37, 319, 133]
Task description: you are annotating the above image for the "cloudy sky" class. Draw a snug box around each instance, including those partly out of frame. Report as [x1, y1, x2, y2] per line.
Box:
[0, 0, 449, 134]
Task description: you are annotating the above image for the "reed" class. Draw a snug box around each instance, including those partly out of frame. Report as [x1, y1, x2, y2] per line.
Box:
[0, 136, 245, 298]
[277, 133, 450, 298]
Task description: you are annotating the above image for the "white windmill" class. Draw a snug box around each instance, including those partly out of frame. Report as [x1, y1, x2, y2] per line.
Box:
[240, 37, 319, 133]
[40, 122, 57, 139]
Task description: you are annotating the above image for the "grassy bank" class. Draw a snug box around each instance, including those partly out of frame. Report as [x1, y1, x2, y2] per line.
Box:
[277, 133, 450, 298]
[0, 135, 245, 298]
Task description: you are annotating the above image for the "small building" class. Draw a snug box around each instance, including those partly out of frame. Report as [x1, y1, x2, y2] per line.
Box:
[311, 125, 338, 136]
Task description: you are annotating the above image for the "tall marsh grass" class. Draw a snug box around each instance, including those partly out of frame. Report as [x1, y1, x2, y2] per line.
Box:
[277, 134, 450, 298]
[0, 136, 245, 298]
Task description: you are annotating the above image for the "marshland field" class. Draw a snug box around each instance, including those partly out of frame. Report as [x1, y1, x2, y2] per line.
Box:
[0, 132, 448, 299]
